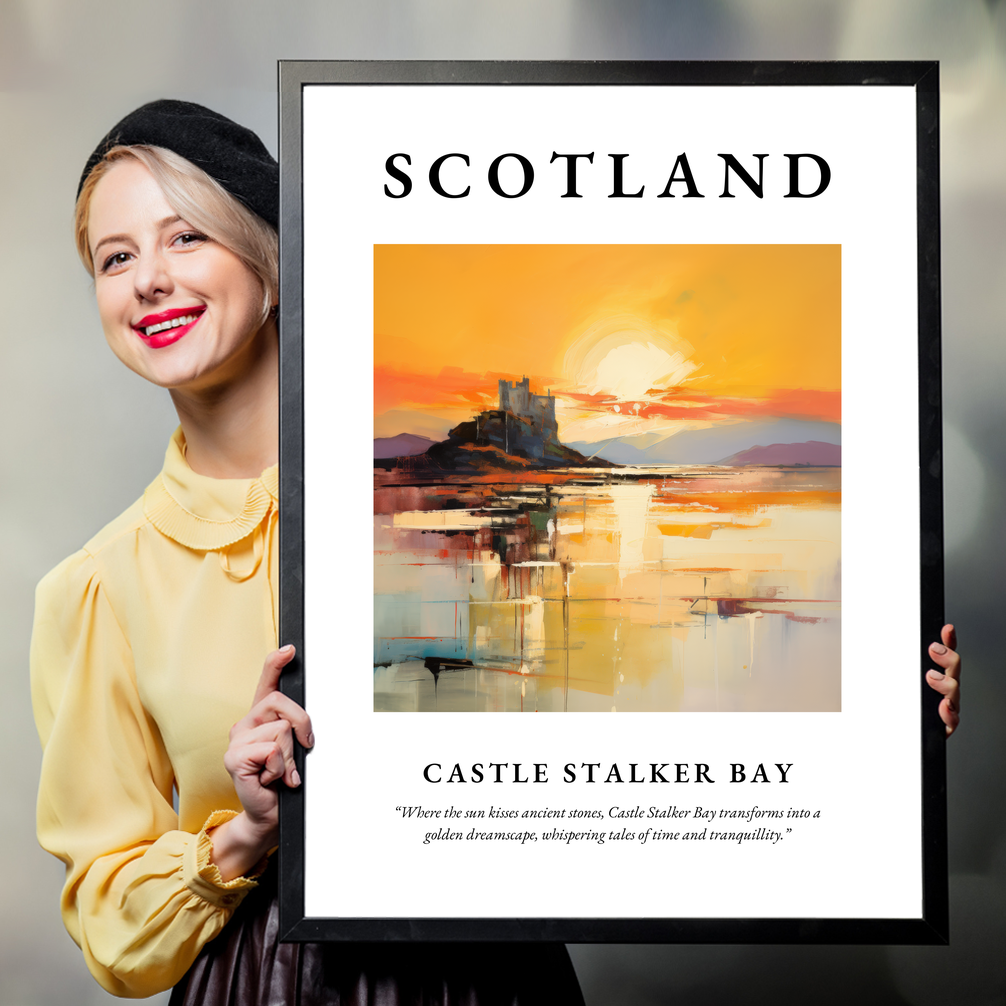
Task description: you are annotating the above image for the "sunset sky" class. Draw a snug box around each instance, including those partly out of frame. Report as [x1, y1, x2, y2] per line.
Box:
[374, 244, 840, 446]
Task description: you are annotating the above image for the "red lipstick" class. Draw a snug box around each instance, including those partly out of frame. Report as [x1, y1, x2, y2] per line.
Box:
[132, 306, 205, 349]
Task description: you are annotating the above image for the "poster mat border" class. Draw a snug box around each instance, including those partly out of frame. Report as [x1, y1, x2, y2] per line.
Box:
[276, 59, 946, 945]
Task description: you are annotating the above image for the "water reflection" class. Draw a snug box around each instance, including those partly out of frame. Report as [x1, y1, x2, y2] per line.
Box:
[374, 467, 840, 712]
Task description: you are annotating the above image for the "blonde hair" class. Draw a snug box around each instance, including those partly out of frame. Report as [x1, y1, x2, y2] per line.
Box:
[75, 145, 278, 323]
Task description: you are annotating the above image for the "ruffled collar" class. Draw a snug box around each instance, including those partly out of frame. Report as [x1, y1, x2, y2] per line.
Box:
[143, 428, 278, 551]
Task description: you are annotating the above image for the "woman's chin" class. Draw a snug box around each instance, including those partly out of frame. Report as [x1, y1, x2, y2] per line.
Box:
[110, 323, 273, 395]
[122, 353, 218, 392]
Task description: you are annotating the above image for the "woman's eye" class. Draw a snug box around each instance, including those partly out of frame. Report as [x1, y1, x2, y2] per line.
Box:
[173, 231, 208, 248]
[101, 251, 132, 273]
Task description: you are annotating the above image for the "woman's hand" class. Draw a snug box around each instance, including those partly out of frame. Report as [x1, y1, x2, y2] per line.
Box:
[209, 645, 314, 881]
[926, 624, 961, 738]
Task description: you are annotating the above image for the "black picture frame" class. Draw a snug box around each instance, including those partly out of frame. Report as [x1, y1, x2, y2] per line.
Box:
[277, 60, 945, 944]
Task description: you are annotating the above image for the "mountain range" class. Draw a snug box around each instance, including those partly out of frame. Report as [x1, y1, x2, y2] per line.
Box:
[717, 440, 841, 466]
[567, 419, 841, 465]
[373, 433, 437, 458]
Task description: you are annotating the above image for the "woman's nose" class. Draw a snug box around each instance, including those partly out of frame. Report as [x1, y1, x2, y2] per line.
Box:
[133, 249, 173, 302]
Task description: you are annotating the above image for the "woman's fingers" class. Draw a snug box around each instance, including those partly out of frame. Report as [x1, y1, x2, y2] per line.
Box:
[256, 691, 313, 749]
[941, 623, 958, 654]
[927, 623, 961, 737]
[252, 644, 297, 707]
[230, 719, 302, 788]
[224, 738, 288, 788]
[925, 667, 959, 705]
[223, 644, 312, 813]
[218, 647, 309, 848]
[924, 678, 960, 736]
[243, 644, 314, 749]
[258, 741, 289, 788]
[928, 628, 961, 684]
[232, 689, 314, 750]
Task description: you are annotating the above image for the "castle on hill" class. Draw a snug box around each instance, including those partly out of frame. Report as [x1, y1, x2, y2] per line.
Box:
[497, 376, 558, 441]
[461, 376, 559, 461]
[410, 373, 609, 471]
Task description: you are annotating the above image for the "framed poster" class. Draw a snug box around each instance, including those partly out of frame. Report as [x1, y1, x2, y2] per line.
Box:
[277, 61, 946, 943]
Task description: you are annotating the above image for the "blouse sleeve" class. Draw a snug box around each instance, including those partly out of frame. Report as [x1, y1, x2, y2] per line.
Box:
[31, 549, 262, 998]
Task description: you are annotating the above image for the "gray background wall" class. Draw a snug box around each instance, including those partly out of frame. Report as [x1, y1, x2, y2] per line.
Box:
[1, 2, 1003, 1003]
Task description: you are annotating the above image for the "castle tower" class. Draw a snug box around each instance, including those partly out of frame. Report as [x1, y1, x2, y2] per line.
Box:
[497, 376, 558, 441]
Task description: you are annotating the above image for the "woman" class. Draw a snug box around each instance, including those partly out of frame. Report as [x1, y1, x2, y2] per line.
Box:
[31, 100, 586, 1003]
[33, 99, 963, 1003]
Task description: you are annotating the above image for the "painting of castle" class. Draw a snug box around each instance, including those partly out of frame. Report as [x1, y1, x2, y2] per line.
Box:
[373, 244, 841, 713]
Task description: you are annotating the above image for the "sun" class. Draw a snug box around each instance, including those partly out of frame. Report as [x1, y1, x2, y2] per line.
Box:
[560, 315, 700, 401]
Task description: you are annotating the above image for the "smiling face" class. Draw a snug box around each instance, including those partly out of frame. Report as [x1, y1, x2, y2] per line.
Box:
[87, 158, 272, 393]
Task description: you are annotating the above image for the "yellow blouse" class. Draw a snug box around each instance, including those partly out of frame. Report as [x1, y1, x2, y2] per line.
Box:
[31, 429, 279, 998]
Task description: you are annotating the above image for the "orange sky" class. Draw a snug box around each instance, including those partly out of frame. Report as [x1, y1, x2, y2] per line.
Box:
[374, 244, 840, 442]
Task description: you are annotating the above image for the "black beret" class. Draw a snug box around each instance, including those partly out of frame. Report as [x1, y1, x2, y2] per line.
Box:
[78, 99, 278, 228]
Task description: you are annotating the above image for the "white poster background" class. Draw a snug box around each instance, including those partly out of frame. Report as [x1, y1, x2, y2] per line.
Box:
[301, 84, 920, 920]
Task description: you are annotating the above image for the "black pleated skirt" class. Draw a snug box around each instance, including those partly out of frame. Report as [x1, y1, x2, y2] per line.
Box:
[169, 869, 585, 1006]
